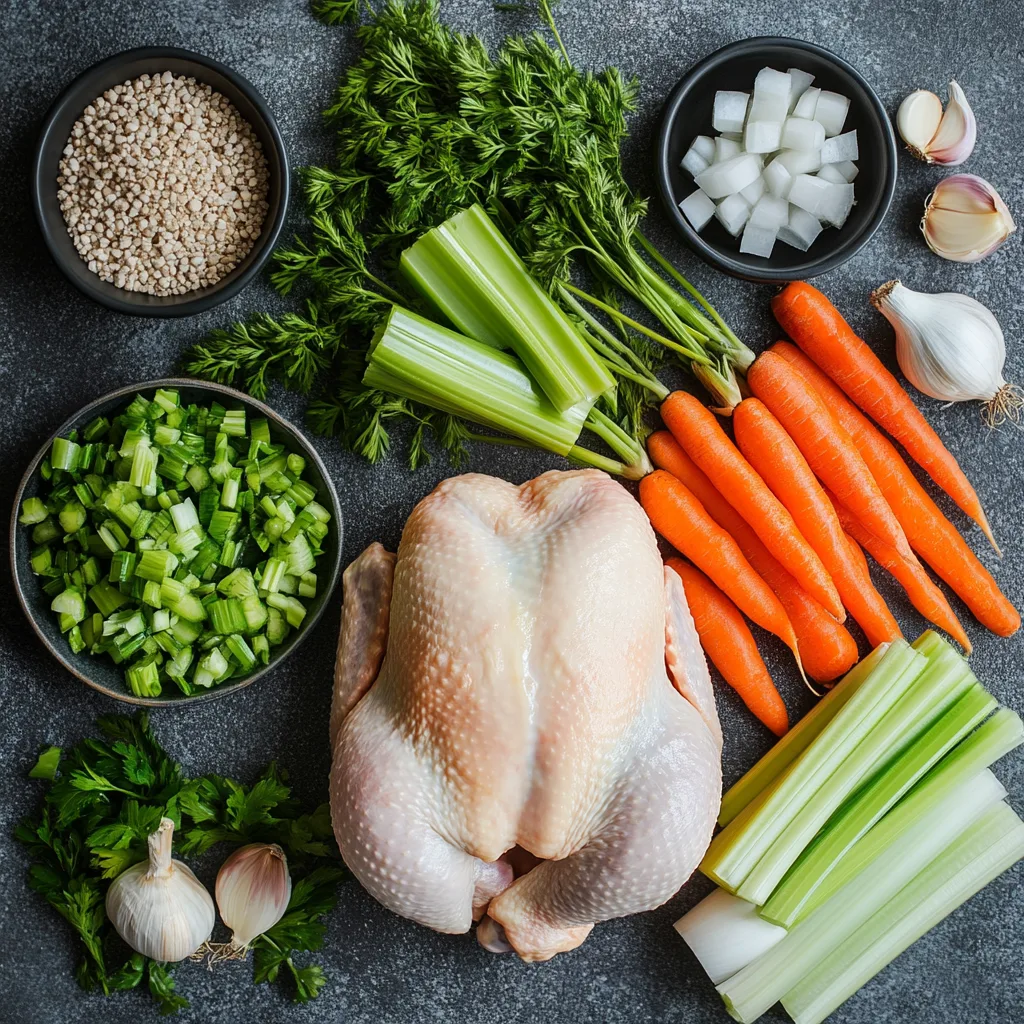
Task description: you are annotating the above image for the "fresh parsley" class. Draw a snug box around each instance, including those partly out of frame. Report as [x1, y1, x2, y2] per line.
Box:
[16, 713, 345, 1014]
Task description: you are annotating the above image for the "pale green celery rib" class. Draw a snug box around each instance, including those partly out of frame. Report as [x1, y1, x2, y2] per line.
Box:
[400, 204, 615, 412]
[796, 705, 1024, 912]
[760, 681, 997, 927]
[718, 644, 890, 828]
[781, 801, 1024, 1024]
[701, 640, 924, 893]
[716, 769, 1008, 1024]
[736, 639, 973, 905]
[363, 306, 590, 455]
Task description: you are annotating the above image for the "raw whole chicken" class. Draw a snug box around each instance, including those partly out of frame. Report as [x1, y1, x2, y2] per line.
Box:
[330, 469, 722, 962]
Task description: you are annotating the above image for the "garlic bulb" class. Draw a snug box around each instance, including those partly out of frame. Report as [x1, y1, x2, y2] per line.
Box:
[921, 174, 1016, 262]
[215, 843, 292, 951]
[897, 81, 976, 165]
[872, 280, 1022, 425]
[106, 818, 215, 962]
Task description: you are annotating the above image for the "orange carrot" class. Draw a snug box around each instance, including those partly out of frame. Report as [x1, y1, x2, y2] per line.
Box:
[746, 351, 916, 564]
[733, 398, 902, 649]
[648, 431, 858, 683]
[660, 391, 843, 621]
[772, 281, 996, 550]
[667, 557, 789, 736]
[639, 470, 802, 663]
[772, 341, 1020, 638]
[823, 487, 973, 652]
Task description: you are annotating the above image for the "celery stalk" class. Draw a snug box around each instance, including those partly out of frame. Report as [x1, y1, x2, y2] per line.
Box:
[719, 645, 890, 828]
[761, 682, 997, 926]
[781, 802, 1024, 1024]
[716, 770, 1008, 1024]
[736, 638, 973, 905]
[400, 204, 615, 412]
[701, 641, 925, 893]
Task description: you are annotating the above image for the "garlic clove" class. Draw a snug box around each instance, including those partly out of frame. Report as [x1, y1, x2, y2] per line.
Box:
[896, 90, 943, 156]
[215, 842, 292, 951]
[926, 80, 977, 165]
[921, 174, 1016, 262]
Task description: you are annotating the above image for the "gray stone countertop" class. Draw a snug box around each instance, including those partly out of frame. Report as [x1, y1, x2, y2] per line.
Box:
[0, 1, 1021, 1022]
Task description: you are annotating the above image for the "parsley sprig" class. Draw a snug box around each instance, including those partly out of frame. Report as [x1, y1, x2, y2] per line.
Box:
[16, 714, 345, 1014]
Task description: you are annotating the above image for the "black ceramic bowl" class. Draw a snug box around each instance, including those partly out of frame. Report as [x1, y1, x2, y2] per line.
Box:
[32, 47, 290, 317]
[10, 379, 342, 707]
[657, 37, 897, 282]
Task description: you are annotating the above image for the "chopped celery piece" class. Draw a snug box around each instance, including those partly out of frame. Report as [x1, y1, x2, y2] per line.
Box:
[261, 557, 287, 594]
[781, 802, 1024, 1024]
[108, 550, 137, 583]
[136, 549, 179, 582]
[33, 518, 62, 545]
[50, 588, 86, 623]
[220, 467, 242, 509]
[30, 545, 53, 574]
[736, 636, 972, 905]
[153, 388, 179, 414]
[266, 606, 289, 646]
[126, 654, 162, 697]
[217, 568, 257, 599]
[59, 501, 86, 533]
[717, 770, 1008, 1023]
[208, 598, 247, 635]
[51, 437, 81, 471]
[185, 463, 211, 492]
[88, 581, 128, 617]
[702, 641, 925, 894]
[194, 647, 229, 688]
[299, 571, 317, 599]
[19, 496, 49, 525]
[282, 533, 314, 576]
[719, 645, 890, 826]
[169, 497, 199, 534]
[266, 592, 306, 628]
[240, 595, 268, 632]
[250, 417, 270, 444]
[225, 634, 257, 672]
[252, 633, 269, 665]
[762, 682, 998, 926]
[400, 203, 614, 411]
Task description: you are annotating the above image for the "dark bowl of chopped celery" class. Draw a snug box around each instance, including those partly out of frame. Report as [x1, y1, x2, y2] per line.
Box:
[10, 379, 342, 706]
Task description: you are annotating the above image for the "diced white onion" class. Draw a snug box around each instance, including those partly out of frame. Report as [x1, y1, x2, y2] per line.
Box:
[740, 222, 778, 258]
[793, 86, 820, 120]
[744, 120, 783, 154]
[715, 135, 743, 162]
[788, 174, 834, 217]
[787, 68, 815, 111]
[814, 90, 851, 136]
[763, 160, 794, 199]
[749, 68, 792, 123]
[749, 194, 790, 231]
[692, 135, 717, 162]
[679, 188, 717, 231]
[695, 153, 762, 199]
[739, 176, 766, 206]
[819, 182, 856, 228]
[780, 117, 826, 152]
[681, 146, 710, 177]
[713, 91, 750, 134]
[777, 206, 823, 251]
[820, 130, 859, 163]
[833, 159, 860, 182]
[776, 149, 822, 175]
[716, 193, 752, 236]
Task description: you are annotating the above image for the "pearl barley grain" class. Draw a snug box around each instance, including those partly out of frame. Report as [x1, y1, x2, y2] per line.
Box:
[57, 73, 270, 296]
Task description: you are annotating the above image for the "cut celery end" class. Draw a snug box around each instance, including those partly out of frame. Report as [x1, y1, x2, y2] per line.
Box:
[399, 203, 614, 412]
[781, 801, 1024, 1024]
[716, 769, 1008, 1024]
[702, 641, 924, 893]
[736, 640, 973, 905]
[364, 305, 591, 456]
[719, 644, 890, 827]
[761, 682, 998, 927]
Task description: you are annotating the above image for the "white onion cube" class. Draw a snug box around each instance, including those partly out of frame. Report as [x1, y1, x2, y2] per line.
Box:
[776, 148, 822, 175]
[740, 176, 766, 205]
[680, 188, 717, 231]
[749, 194, 790, 230]
[788, 174, 833, 217]
[749, 68, 792, 122]
[716, 193, 752, 236]
[814, 90, 851, 136]
[787, 68, 815, 111]
[681, 146, 710, 177]
[715, 135, 743, 161]
[780, 117, 826, 152]
[692, 135, 717, 162]
[695, 153, 762, 199]
[817, 163, 849, 184]
[763, 160, 794, 199]
[819, 182, 856, 228]
[713, 91, 750, 134]
[833, 159, 860, 182]
[744, 120, 783, 153]
[777, 207, 823, 251]
[739, 222, 778, 258]
[820, 130, 859, 163]
[720, 131, 744, 142]
[793, 86, 820, 119]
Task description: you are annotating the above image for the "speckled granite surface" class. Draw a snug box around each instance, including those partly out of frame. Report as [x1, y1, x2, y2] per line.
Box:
[1, 1, 1021, 1022]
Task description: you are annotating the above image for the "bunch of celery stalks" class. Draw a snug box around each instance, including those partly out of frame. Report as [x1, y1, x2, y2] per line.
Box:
[675, 630, 1024, 1023]
[367, 203, 663, 478]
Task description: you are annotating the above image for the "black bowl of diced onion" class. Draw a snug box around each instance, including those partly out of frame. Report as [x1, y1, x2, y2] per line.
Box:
[656, 37, 897, 282]
[9, 379, 342, 707]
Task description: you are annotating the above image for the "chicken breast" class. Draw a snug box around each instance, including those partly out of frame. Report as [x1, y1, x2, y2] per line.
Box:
[330, 470, 722, 961]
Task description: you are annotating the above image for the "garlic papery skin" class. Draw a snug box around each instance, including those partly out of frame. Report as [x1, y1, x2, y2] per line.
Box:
[105, 818, 215, 962]
[215, 843, 292, 950]
[921, 174, 1016, 262]
[872, 280, 1022, 425]
[897, 89, 942, 156]
[926, 81, 977, 165]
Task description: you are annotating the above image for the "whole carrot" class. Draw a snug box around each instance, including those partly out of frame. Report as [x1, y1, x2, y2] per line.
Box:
[772, 281, 996, 551]
[747, 351, 916, 564]
[667, 558, 790, 737]
[660, 391, 844, 621]
[648, 431, 858, 683]
[823, 487, 973, 652]
[733, 398, 902, 649]
[772, 341, 1020, 638]
[639, 470, 803, 664]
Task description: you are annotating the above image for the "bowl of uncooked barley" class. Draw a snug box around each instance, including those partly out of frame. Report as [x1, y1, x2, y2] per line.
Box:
[32, 47, 289, 317]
